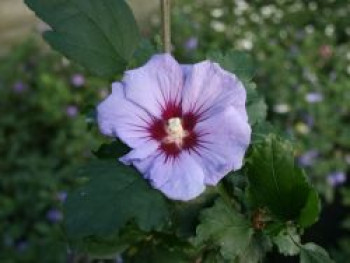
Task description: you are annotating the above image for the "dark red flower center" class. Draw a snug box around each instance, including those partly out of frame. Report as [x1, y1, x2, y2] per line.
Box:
[148, 101, 199, 159]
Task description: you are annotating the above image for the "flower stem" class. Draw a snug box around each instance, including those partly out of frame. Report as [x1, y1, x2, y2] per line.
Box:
[161, 0, 171, 53]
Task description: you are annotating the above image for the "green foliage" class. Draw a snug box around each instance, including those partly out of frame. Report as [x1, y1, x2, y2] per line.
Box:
[65, 160, 169, 239]
[300, 243, 335, 263]
[0, 40, 106, 263]
[245, 82, 267, 125]
[93, 140, 130, 160]
[246, 135, 320, 225]
[272, 228, 300, 256]
[207, 50, 255, 82]
[194, 199, 254, 261]
[25, 0, 140, 77]
[209, 51, 267, 125]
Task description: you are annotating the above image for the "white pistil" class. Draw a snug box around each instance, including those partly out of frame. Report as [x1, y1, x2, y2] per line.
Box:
[163, 117, 188, 147]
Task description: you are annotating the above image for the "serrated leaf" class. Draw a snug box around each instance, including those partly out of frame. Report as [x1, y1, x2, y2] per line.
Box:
[25, 0, 140, 77]
[300, 243, 334, 263]
[246, 136, 320, 225]
[208, 50, 255, 82]
[64, 160, 169, 239]
[194, 199, 254, 260]
[272, 228, 300, 256]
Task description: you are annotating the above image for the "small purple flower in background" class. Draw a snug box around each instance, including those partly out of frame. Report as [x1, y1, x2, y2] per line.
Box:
[327, 171, 346, 187]
[298, 150, 319, 167]
[46, 208, 63, 223]
[66, 105, 78, 118]
[56, 191, 68, 203]
[71, 74, 85, 87]
[184, 37, 198, 51]
[305, 92, 323, 103]
[13, 81, 28, 93]
[97, 54, 251, 201]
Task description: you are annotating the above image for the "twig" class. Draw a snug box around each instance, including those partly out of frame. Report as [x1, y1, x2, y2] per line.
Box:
[160, 0, 171, 53]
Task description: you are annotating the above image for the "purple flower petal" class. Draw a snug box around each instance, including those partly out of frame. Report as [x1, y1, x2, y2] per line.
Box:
[13, 81, 28, 93]
[181, 61, 247, 121]
[97, 54, 251, 200]
[298, 150, 319, 167]
[66, 105, 78, 117]
[327, 171, 346, 187]
[46, 208, 63, 223]
[133, 151, 205, 201]
[184, 37, 198, 51]
[97, 83, 153, 148]
[192, 106, 251, 185]
[305, 92, 323, 103]
[123, 54, 184, 118]
[71, 74, 85, 87]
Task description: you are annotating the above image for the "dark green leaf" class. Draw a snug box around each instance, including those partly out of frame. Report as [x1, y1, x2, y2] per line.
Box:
[173, 188, 218, 238]
[246, 136, 320, 225]
[128, 39, 157, 69]
[25, 0, 140, 77]
[74, 223, 145, 258]
[194, 199, 254, 260]
[93, 140, 130, 159]
[64, 160, 169, 239]
[300, 243, 334, 263]
[208, 50, 255, 82]
[298, 188, 321, 228]
[124, 242, 191, 263]
[235, 232, 272, 263]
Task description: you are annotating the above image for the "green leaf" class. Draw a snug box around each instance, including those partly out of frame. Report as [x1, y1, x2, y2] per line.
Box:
[25, 0, 140, 77]
[173, 188, 218, 238]
[208, 50, 255, 82]
[124, 242, 191, 263]
[246, 136, 320, 225]
[298, 188, 321, 228]
[194, 199, 254, 260]
[128, 39, 157, 69]
[300, 243, 334, 263]
[74, 223, 145, 258]
[235, 232, 272, 263]
[93, 140, 130, 159]
[272, 228, 300, 256]
[246, 82, 267, 125]
[64, 160, 169, 239]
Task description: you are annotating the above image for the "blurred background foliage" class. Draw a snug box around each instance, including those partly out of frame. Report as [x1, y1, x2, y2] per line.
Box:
[0, 0, 349, 262]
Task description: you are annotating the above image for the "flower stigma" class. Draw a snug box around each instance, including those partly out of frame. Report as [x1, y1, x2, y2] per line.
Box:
[163, 117, 189, 147]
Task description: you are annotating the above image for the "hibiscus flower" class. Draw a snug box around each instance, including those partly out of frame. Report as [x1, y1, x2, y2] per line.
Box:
[97, 54, 251, 201]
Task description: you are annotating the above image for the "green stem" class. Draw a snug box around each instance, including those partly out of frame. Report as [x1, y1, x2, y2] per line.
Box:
[160, 0, 171, 53]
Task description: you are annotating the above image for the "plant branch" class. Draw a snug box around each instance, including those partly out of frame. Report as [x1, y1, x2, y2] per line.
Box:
[161, 0, 171, 53]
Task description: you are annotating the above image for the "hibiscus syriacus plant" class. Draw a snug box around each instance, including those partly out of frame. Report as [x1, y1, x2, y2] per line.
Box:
[25, 0, 333, 262]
